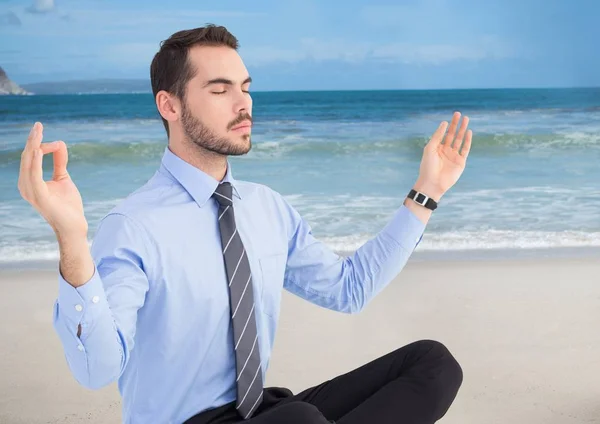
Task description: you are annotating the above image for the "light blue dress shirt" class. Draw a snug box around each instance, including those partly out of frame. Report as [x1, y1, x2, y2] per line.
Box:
[53, 147, 426, 424]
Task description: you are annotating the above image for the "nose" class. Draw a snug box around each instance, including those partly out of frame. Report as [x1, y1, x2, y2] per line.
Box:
[233, 89, 252, 114]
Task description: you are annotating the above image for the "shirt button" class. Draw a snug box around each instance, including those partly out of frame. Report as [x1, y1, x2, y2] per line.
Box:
[77, 344, 84, 351]
[75, 304, 83, 312]
[92, 296, 99, 304]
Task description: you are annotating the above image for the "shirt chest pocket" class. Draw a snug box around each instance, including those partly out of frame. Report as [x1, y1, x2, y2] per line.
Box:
[258, 252, 287, 319]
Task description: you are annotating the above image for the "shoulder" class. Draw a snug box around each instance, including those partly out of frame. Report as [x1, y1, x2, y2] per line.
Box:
[93, 171, 174, 243]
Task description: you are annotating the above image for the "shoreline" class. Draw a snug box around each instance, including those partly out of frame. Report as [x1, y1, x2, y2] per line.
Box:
[2, 245, 599, 271]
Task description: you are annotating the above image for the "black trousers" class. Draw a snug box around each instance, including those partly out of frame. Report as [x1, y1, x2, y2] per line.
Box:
[185, 339, 463, 424]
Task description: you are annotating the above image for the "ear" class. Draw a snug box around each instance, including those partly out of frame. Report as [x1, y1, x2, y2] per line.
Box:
[156, 90, 180, 124]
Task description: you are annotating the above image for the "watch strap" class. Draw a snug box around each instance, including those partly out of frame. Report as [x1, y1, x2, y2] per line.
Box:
[408, 189, 438, 211]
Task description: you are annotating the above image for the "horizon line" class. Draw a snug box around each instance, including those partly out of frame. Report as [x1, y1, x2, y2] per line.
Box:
[15, 84, 600, 95]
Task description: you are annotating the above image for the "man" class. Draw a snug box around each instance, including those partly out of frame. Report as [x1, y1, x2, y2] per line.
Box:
[18, 25, 472, 424]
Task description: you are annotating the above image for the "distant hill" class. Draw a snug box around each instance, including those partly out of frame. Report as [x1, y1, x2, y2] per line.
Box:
[21, 79, 152, 95]
[0, 66, 31, 95]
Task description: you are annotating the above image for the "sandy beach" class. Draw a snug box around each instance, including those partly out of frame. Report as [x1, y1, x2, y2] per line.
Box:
[1, 254, 600, 424]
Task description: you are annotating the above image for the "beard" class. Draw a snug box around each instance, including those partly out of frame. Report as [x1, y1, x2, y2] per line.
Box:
[180, 101, 252, 156]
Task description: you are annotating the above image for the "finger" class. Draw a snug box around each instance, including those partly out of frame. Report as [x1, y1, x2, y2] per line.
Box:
[40, 141, 68, 179]
[452, 116, 469, 151]
[25, 122, 44, 151]
[428, 121, 449, 148]
[460, 130, 473, 158]
[29, 147, 49, 202]
[53, 141, 68, 179]
[20, 123, 41, 175]
[19, 123, 43, 200]
[443, 112, 461, 147]
[39, 141, 62, 155]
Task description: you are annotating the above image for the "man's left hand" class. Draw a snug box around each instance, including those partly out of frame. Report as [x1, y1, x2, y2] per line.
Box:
[414, 111, 473, 201]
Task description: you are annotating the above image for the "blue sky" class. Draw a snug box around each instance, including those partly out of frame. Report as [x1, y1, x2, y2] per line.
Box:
[1, 0, 599, 90]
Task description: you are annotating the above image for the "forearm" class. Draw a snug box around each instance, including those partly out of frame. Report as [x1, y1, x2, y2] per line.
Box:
[349, 205, 426, 309]
[344, 184, 440, 308]
[57, 232, 96, 337]
[402, 198, 432, 226]
[284, 204, 426, 313]
[57, 232, 95, 288]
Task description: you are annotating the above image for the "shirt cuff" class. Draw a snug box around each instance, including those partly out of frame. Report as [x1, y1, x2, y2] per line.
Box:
[57, 266, 107, 330]
[380, 205, 426, 250]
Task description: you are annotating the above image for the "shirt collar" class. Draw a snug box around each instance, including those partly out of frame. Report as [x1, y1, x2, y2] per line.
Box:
[160, 146, 241, 208]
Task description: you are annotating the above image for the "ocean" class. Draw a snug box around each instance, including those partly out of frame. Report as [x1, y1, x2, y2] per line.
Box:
[1, 88, 599, 266]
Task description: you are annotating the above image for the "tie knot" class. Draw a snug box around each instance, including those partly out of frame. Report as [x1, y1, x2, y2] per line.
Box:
[213, 182, 233, 206]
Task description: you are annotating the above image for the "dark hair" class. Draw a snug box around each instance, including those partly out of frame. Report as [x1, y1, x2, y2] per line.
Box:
[150, 24, 239, 136]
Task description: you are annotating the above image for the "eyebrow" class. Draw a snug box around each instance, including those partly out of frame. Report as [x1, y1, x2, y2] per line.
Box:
[203, 76, 252, 88]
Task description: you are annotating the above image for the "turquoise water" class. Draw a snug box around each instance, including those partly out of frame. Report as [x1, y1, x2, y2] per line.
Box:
[1, 88, 599, 264]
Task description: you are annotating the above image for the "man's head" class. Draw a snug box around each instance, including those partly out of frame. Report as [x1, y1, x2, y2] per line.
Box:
[150, 25, 253, 156]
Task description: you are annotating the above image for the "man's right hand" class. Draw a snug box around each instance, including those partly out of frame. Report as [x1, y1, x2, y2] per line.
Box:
[18, 122, 88, 239]
[18, 122, 94, 288]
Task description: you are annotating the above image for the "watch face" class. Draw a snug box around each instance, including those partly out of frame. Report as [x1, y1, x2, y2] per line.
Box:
[415, 193, 427, 204]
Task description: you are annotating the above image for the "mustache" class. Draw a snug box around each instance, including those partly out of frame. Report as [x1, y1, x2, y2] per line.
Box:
[227, 113, 253, 130]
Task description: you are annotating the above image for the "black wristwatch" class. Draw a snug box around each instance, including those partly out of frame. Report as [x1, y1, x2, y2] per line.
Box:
[407, 189, 438, 211]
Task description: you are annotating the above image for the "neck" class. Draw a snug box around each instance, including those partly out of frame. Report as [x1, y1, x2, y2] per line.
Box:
[168, 140, 228, 182]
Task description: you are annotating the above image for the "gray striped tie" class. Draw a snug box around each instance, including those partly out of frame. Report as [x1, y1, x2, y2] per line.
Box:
[213, 182, 264, 419]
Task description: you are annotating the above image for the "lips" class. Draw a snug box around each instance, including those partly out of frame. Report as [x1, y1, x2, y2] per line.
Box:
[231, 121, 252, 131]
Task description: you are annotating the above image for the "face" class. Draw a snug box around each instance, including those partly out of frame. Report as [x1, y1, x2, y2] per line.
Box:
[179, 45, 253, 156]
